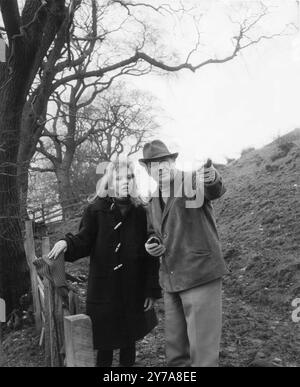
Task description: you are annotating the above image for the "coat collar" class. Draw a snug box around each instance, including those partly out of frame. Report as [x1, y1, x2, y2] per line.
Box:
[92, 196, 134, 224]
[91, 196, 113, 212]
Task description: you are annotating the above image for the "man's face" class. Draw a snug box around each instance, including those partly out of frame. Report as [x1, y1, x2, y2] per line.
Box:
[145, 157, 176, 185]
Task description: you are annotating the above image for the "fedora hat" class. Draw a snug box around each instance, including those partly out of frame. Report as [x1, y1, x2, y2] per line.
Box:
[139, 140, 178, 163]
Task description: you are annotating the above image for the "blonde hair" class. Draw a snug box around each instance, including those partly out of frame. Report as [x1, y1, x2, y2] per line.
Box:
[87, 156, 144, 207]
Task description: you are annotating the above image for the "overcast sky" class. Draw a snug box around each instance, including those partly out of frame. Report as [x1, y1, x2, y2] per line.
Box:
[131, 0, 300, 166]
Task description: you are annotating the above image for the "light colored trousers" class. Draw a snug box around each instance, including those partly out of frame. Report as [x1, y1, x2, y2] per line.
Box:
[164, 278, 222, 367]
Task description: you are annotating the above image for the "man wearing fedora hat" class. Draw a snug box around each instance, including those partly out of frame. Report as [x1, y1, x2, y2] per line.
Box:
[139, 140, 228, 367]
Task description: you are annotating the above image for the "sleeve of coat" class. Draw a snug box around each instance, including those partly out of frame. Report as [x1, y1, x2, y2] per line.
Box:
[204, 168, 226, 201]
[144, 252, 162, 299]
[145, 201, 157, 239]
[58, 205, 97, 262]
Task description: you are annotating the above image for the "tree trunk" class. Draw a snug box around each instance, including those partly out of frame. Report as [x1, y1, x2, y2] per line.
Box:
[56, 167, 78, 220]
[16, 13, 69, 220]
[0, 75, 30, 313]
[18, 101, 46, 221]
[0, 0, 66, 315]
[18, 158, 31, 221]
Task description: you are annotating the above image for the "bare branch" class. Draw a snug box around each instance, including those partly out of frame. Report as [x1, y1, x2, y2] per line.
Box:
[29, 166, 56, 173]
[36, 139, 59, 165]
[110, 0, 187, 16]
[52, 21, 282, 89]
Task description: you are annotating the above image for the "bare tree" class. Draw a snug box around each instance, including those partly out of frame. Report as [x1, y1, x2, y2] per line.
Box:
[0, 0, 66, 313]
[74, 87, 159, 160]
[31, 84, 158, 218]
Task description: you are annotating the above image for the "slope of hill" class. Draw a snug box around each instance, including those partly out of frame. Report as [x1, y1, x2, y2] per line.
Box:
[214, 129, 300, 366]
[215, 129, 300, 308]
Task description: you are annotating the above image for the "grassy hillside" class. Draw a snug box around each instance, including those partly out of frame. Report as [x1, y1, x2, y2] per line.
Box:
[215, 129, 300, 309]
[214, 129, 300, 367]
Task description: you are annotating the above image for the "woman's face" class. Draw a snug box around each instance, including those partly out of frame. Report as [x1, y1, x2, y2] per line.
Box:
[112, 166, 135, 198]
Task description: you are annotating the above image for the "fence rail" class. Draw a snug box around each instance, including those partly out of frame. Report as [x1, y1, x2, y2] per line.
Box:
[28, 195, 89, 225]
[23, 220, 95, 367]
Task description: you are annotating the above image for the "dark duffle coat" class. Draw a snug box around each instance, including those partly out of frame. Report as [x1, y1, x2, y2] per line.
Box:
[60, 196, 161, 350]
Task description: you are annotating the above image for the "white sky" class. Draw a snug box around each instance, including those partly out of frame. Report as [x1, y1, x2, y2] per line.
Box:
[130, 0, 300, 166]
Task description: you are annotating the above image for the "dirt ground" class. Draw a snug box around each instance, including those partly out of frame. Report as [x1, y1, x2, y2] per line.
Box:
[2, 262, 299, 367]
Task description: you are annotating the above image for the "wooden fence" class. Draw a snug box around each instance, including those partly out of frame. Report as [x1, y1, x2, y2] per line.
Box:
[23, 220, 95, 367]
[27, 195, 88, 225]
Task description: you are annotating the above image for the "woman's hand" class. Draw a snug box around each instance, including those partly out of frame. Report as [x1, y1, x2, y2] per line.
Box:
[145, 242, 166, 257]
[144, 297, 155, 312]
[48, 240, 67, 260]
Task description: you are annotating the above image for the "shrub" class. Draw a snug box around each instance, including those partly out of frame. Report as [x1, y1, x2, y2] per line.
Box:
[225, 157, 235, 164]
[241, 147, 255, 156]
[278, 141, 294, 154]
[255, 155, 264, 166]
[271, 137, 295, 162]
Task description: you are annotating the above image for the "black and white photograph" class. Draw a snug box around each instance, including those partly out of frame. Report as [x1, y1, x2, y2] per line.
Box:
[0, 0, 299, 369]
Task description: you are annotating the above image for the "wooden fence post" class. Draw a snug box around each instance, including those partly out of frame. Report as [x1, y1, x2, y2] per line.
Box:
[24, 220, 42, 333]
[0, 298, 6, 366]
[0, 36, 6, 63]
[41, 204, 45, 223]
[64, 315, 95, 367]
[42, 237, 63, 367]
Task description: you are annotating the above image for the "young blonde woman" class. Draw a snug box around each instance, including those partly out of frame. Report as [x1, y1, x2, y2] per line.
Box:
[48, 158, 161, 367]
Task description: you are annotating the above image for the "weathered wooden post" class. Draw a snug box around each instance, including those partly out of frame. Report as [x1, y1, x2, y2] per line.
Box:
[64, 315, 95, 367]
[0, 298, 6, 366]
[42, 237, 63, 367]
[24, 220, 42, 333]
[0, 36, 6, 63]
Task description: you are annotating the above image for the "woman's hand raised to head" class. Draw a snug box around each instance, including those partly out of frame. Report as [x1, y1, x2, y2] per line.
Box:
[48, 240, 67, 260]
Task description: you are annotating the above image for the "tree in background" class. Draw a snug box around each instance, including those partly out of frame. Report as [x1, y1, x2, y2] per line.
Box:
[30, 84, 159, 218]
[71, 88, 159, 199]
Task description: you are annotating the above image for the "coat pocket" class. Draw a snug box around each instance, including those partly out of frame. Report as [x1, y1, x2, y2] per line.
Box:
[189, 249, 211, 256]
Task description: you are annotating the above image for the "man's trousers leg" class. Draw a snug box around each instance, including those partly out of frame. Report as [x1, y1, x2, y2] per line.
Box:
[180, 278, 223, 367]
[164, 291, 191, 367]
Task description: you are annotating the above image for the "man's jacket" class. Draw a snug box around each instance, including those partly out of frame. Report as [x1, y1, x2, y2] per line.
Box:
[147, 168, 229, 293]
